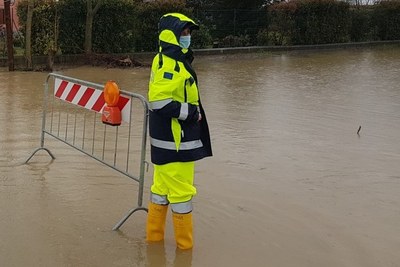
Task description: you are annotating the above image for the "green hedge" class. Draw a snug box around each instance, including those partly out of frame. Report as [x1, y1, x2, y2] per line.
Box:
[268, 0, 350, 45]
[349, 7, 376, 42]
[57, 0, 86, 54]
[132, 1, 191, 52]
[17, 1, 58, 55]
[294, 0, 350, 44]
[15, 0, 400, 57]
[267, 0, 400, 45]
[373, 0, 400, 40]
[58, 0, 140, 54]
[93, 0, 138, 53]
[17, 0, 195, 55]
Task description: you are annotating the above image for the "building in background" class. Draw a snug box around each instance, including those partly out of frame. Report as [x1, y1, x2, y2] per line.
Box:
[0, 0, 20, 32]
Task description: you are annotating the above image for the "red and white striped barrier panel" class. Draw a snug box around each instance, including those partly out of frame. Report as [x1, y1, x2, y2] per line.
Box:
[54, 78, 131, 122]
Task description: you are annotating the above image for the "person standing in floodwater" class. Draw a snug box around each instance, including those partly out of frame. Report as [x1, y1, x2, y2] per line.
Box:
[146, 13, 212, 250]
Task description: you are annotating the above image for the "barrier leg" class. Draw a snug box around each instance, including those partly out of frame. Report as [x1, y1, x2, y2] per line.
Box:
[25, 147, 56, 164]
[113, 207, 148, 231]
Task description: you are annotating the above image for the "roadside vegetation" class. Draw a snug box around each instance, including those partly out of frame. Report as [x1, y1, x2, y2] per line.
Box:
[1, 0, 399, 70]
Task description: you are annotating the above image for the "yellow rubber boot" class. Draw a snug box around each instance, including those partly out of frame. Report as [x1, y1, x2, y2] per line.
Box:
[146, 202, 168, 242]
[172, 212, 193, 250]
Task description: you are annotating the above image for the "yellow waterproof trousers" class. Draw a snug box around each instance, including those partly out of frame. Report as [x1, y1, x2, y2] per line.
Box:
[151, 162, 196, 204]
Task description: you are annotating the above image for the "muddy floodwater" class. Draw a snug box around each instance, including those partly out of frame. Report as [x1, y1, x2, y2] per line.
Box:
[1, 46, 400, 267]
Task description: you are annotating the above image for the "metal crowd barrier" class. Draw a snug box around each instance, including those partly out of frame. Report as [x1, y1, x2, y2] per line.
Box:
[26, 73, 149, 230]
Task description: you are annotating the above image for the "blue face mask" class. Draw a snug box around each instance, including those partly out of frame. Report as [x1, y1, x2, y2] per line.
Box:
[179, 35, 191, 49]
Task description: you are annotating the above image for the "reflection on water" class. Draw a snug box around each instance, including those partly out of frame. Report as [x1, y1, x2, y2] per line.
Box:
[1, 46, 400, 266]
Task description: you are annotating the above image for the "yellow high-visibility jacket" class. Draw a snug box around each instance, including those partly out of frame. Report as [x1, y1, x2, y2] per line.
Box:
[148, 13, 212, 165]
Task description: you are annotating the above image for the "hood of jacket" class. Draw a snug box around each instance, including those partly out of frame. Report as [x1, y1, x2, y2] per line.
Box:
[158, 13, 199, 62]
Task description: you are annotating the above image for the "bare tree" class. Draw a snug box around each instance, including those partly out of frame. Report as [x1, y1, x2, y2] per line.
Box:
[84, 0, 103, 55]
[4, 0, 14, 71]
[47, 0, 60, 71]
[25, 0, 34, 70]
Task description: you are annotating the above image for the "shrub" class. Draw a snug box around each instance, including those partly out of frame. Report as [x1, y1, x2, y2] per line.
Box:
[350, 7, 376, 42]
[268, 1, 297, 45]
[92, 0, 138, 53]
[257, 29, 290, 46]
[373, 0, 400, 40]
[256, 29, 270, 46]
[220, 35, 251, 47]
[191, 24, 213, 49]
[17, 0, 59, 55]
[134, 0, 191, 52]
[268, 0, 351, 45]
[58, 0, 86, 54]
